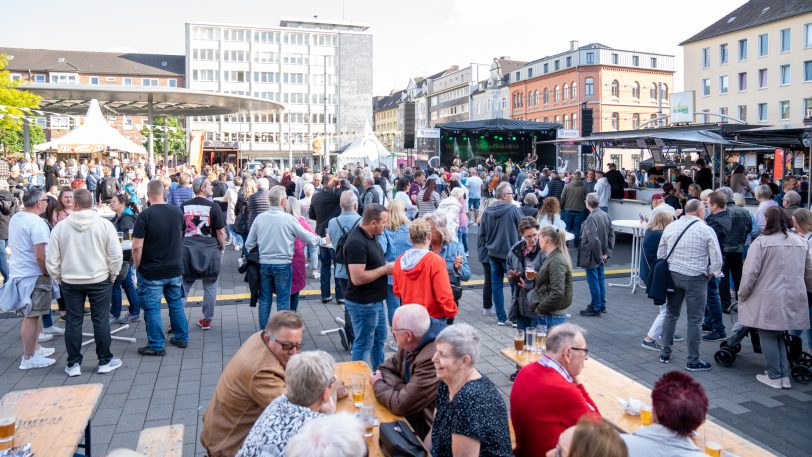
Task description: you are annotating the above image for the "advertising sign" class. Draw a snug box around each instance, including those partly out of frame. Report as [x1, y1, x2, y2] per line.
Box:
[669, 91, 695, 124]
[557, 129, 580, 139]
[417, 128, 440, 139]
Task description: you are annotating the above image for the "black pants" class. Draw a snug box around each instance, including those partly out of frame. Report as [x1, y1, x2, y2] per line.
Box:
[62, 281, 114, 366]
[719, 252, 743, 310]
[481, 262, 492, 309]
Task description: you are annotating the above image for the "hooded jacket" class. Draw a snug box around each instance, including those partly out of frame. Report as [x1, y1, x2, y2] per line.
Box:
[479, 201, 524, 260]
[392, 249, 458, 319]
[46, 209, 122, 284]
[373, 318, 446, 440]
[622, 424, 706, 457]
[560, 178, 587, 211]
[436, 196, 461, 238]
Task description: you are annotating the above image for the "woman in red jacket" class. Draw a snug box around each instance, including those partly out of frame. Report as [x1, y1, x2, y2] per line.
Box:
[392, 218, 458, 322]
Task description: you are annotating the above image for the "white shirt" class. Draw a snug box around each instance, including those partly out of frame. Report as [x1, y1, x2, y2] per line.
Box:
[467, 176, 483, 199]
[651, 203, 676, 218]
[657, 215, 723, 277]
[594, 177, 611, 207]
[8, 212, 50, 279]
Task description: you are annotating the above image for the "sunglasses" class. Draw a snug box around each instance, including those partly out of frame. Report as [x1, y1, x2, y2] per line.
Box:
[266, 332, 304, 352]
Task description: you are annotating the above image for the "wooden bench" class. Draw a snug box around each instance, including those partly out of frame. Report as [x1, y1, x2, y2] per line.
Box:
[500, 348, 775, 457]
[136, 424, 185, 457]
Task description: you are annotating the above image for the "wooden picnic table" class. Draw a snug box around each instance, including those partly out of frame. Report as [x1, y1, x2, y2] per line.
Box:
[0, 383, 103, 457]
[336, 361, 405, 457]
[500, 348, 775, 457]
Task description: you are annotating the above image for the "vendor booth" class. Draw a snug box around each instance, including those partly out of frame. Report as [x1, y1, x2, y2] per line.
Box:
[337, 122, 391, 169]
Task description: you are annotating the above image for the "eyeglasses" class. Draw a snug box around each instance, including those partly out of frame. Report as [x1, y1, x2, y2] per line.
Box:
[523, 233, 539, 240]
[570, 346, 589, 357]
[266, 332, 304, 352]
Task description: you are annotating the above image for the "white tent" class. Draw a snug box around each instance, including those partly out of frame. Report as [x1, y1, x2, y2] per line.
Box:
[338, 121, 391, 169]
[34, 99, 147, 155]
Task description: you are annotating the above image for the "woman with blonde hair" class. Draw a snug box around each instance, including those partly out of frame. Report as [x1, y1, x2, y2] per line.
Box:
[547, 418, 628, 457]
[531, 225, 573, 329]
[381, 199, 412, 332]
[477, 198, 499, 315]
[538, 197, 567, 230]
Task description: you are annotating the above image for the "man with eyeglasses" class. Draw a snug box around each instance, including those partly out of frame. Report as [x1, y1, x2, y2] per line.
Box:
[510, 323, 600, 455]
[202, 311, 346, 457]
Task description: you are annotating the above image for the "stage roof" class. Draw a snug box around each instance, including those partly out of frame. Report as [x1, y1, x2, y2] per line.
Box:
[436, 118, 561, 132]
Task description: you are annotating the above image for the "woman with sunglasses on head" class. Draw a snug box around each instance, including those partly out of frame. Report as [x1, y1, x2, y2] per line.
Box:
[109, 192, 141, 324]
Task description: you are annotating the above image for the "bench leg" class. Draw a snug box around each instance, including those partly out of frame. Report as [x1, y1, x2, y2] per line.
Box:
[79, 420, 92, 457]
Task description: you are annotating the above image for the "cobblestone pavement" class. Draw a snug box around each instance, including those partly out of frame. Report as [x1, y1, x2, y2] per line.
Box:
[0, 242, 809, 456]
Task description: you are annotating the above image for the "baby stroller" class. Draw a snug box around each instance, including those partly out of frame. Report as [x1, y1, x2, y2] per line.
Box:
[714, 322, 812, 384]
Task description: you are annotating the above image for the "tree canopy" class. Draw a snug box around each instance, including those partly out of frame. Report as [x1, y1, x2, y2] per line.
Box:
[141, 116, 186, 157]
[0, 54, 43, 154]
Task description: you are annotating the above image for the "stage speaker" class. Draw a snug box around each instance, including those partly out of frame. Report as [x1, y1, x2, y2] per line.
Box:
[582, 108, 593, 137]
[403, 101, 415, 149]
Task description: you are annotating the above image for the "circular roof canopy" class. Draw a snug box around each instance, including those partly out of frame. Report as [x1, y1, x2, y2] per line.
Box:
[20, 84, 284, 116]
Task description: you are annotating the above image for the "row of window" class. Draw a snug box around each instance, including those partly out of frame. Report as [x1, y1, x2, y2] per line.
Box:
[512, 78, 669, 110]
[192, 49, 337, 66]
[701, 23, 812, 68]
[609, 112, 661, 130]
[192, 27, 338, 47]
[518, 52, 659, 82]
[192, 70, 310, 84]
[610, 81, 668, 99]
[12, 73, 176, 87]
[701, 61, 812, 96]
[704, 98, 812, 123]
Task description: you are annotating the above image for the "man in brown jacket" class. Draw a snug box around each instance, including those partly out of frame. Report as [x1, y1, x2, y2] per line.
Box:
[370, 304, 446, 439]
[200, 311, 303, 457]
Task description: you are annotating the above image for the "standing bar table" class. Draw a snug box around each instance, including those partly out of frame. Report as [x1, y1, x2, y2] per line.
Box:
[609, 219, 646, 294]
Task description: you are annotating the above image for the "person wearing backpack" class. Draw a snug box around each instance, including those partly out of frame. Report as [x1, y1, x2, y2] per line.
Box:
[359, 177, 379, 215]
[97, 167, 121, 204]
[327, 190, 362, 306]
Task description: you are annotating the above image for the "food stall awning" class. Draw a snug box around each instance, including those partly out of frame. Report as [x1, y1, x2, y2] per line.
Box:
[732, 123, 812, 150]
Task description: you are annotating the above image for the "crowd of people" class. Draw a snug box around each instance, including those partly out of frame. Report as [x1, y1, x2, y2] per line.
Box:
[0, 152, 809, 456]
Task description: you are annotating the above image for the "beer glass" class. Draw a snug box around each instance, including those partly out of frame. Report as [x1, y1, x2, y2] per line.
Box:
[525, 327, 537, 354]
[537, 325, 548, 353]
[640, 404, 653, 426]
[360, 404, 376, 438]
[525, 266, 536, 281]
[704, 426, 723, 457]
[117, 231, 124, 244]
[0, 407, 16, 451]
[514, 330, 525, 354]
[350, 374, 365, 408]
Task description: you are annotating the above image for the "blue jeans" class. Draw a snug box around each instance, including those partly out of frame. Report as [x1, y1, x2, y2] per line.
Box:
[111, 264, 140, 317]
[137, 274, 188, 350]
[345, 299, 387, 370]
[562, 209, 584, 244]
[469, 198, 480, 211]
[599, 206, 608, 213]
[385, 284, 400, 328]
[290, 292, 300, 312]
[0, 240, 8, 283]
[227, 224, 243, 247]
[319, 247, 341, 300]
[790, 305, 812, 351]
[458, 229, 469, 253]
[538, 314, 567, 330]
[515, 315, 539, 330]
[585, 264, 606, 311]
[703, 277, 725, 333]
[258, 263, 292, 329]
[489, 257, 509, 322]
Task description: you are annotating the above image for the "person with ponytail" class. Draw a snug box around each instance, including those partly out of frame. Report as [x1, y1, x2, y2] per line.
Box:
[109, 192, 141, 324]
[530, 225, 573, 329]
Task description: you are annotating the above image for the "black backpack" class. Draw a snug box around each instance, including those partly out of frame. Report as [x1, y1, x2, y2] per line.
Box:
[101, 177, 117, 200]
[334, 219, 360, 265]
[234, 197, 249, 237]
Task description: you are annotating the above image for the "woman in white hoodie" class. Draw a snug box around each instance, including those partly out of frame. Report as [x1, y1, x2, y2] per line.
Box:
[436, 188, 463, 241]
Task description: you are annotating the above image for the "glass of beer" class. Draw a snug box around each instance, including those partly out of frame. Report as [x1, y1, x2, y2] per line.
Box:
[514, 329, 525, 354]
[0, 408, 16, 451]
[525, 267, 536, 281]
[360, 404, 376, 438]
[704, 426, 723, 457]
[640, 404, 653, 426]
[537, 325, 548, 353]
[117, 231, 124, 244]
[525, 327, 537, 353]
[350, 374, 365, 408]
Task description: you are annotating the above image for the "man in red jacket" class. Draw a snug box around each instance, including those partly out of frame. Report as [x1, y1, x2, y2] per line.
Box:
[510, 323, 600, 455]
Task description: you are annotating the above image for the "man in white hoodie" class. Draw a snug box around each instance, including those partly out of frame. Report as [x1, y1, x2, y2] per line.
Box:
[47, 189, 123, 377]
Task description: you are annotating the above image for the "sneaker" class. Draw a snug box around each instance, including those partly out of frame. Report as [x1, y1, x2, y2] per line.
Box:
[336, 299, 345, 305]
[579, 307, 601, 317]
[509, 369, 519, 382]
[237, 257, 245, 268]
[702, 325, 713, 333]
[600, 307, 607, 314]
[755, 373, 782, 389]
[641, 339, 662, 351]
[781, 377, 792, 389]
[388, 340, 398, 352]
[37, 332, 54, 343]
[36, 346, 55, 357]
[312, 270, 321, 279]
[197, 319, 212, 330]
[65, 363, 81, 377]
[686, 359, 712, 372]
[19, 353, 56, 370]
[234, 243, 242, 251]
[169, 337, 188, 349]
[483, 308, 496, 316]
[337, 328, 350, 351]
[511, 322, 518, 328]
[497, 321, 506, 326]
[42, 325, 65, 335]
[673, 334, 685, 342]
[137, 346, 166, 356]
[659, 353, 671, 364]
[97, 358, 122, 374]
[167, 325, 174, 334]
[122, 313, 141, 323]
[321, 296, 333, 304]
[702, 331, 727, 342]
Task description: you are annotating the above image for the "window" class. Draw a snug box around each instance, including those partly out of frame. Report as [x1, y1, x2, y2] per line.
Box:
[527, 68, 533, 78]
[779, 100, 790, 120]
[192, 26, 218, 40]
[571, 81, 577, 99]
[737, 105, 747, 122]
[554, 85, 560, 102]
[806, 60, 812, 81]
[554, 60, 560, 71]
[168, 79, 177, 88]
[651, 57, 657, 68]
[702, 47, 711, 67]
[632, 113, 640, 129]
[720, 75, 729, 94]
[611, 112, 619, 130]
[610, 154, 623, 169]
[807, 23, 812, 48]
[738, 38, 748, 60]
[702, 109, 710, 123]
[50, 73, 77, 84]
[780, 64, 791, 85]
[611, 80, 619, 97]
[515, 71, 520, 82]
[565, 56, 572, 67]
[543, 63, 549, 73]
[142, 78, 159, 86]
[586, 52, 594, 64]
[572, 112, 577, 130]
[758, 103, 768, 121]
[662, 84, 668, 98]
[611, 53, 619, 65]
[254, 31, 281, 43]
[34, 74, 46, 83]
[543, 88, 549, 103]
[650, 82, 658, 99]
[562, 83, 569, 100]
[89, 76, 99, 85]
[758, 68, 768, 88]
[632, 81, 640, 98]
[51, 117, 70, 129]
[720, 44, 729, 64]
[223, 28, 249, 41]
[719, 107, 729, 121]
[738, 72, 748, 91]
[780, 28, 791, 52]
[123, 118, 133, 130]
[805, 97, 812, 117]
[193, 48, 219, 61]
[122, 77, 132, 86]
[224, 50, 248, 62]
[632, 55, 640, 66]
[759, 33, 768, 56]
[192, 69, 218, 82]
[585, 78, 594, 97]
[563, 114, 570, 129]
[254, 51, 278, 63]
[702, 79, 711, 96]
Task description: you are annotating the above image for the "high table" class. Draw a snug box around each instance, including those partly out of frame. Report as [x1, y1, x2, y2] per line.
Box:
[608, 219, 646, 294]
[500, 349, 774, 457]
[336, 361, 405, 457]
[0, 384, 103, 457]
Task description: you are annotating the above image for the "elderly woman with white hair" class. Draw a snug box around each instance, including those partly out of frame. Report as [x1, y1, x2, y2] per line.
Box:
[237, 351, 339, 457]
[286, 412, 367, 457]
[426, 324, 512, 457]
[426, 213, 471, 321]
[754, 184, 778, 236]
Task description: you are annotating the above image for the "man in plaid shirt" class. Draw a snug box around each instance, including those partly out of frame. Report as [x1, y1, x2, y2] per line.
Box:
[656, 199, 723, 371]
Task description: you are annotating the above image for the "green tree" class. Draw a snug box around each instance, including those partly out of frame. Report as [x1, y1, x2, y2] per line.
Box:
[0, 54, 41, 131]
[141, 116, 186, 157]
[0, 123, 44, 155]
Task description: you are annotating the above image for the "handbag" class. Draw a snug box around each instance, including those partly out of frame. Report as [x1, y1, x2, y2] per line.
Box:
[117, 260, 130, 282]
[449, 272, 463, 301]
[647, 220, 698, 303]
[379, 420, 428, 457]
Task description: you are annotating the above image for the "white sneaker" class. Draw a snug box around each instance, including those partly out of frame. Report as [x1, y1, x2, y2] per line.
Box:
[238, 258, 245, 268]
[781, 377, 792, 389]
[42, 325, 65, 335]
[755, 373, 782, 389]
[65, 363, 81, 377]
[98, 357, 122, 374]
[19, 353, 56, 370]
[234, 244, 242, 251]
[312, 271, 321, 279]
[36, 346, 55, 357]
[37, 332, 54, 343]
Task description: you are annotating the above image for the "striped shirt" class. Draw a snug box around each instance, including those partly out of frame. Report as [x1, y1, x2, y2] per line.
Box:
[248, 190, 270, 232]
[417, 189, 440, 216]
[657, 215, 723, 277]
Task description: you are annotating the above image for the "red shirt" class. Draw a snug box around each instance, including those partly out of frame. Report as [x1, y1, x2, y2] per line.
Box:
[510, 362, 601, 455]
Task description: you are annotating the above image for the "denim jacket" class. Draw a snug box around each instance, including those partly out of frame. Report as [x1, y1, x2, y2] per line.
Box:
[379, 224, 412, 285]
[436, 240, 471, 281]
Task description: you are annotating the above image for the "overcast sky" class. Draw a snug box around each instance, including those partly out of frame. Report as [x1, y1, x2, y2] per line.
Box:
[1, 0, 744, 95]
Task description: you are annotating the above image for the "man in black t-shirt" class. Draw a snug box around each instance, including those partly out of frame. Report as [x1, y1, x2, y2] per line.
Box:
[344, 204, 394, 370]
[694, 159, 713, 190]
[180, 177, 226, 331]
[132, 180, 187, 356]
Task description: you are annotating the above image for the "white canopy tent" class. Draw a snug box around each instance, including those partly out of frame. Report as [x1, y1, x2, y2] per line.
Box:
[337, 121, 391, 169]
[34, 99, 147, 155]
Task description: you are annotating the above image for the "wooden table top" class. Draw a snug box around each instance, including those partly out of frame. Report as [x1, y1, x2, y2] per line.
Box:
[500, 348, 775, 457]
[336, 361, 405, 457]
[0, 383, 103, 457]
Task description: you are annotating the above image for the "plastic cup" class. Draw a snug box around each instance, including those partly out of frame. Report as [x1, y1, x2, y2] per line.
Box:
[351, 374, 365, 408]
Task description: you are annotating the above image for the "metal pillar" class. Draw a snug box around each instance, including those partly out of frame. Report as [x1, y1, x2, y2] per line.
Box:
[147, 94, 154, 174]
[323, 55, 329, 169]
[23, 118, 30, 161]
[288, 115, 293, 169]
[163, 118, 169, 170]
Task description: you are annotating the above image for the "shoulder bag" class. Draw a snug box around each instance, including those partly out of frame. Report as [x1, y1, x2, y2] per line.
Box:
[379, 420, 428, 457]
[647, 220, 699, 303]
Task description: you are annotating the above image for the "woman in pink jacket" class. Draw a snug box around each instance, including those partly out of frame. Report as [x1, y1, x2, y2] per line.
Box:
[285, 198, 316, 312]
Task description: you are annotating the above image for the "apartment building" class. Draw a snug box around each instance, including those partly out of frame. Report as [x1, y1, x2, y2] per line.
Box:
[373, 90, 403, 152]
[470, 57, 527, 121]
[427, 63, 490, 125]
[681, 0, 812, 124]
